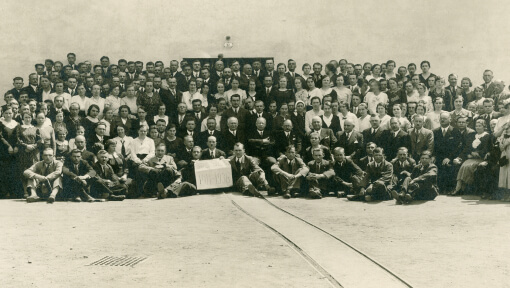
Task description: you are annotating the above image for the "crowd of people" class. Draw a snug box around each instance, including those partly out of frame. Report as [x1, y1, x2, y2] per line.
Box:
[1, 53, 510, 204]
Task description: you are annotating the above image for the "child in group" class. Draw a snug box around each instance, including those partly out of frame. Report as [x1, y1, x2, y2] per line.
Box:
[55, 127, 69, 162]
[69, 126, 86, 150]
[53, 111, 67, 134]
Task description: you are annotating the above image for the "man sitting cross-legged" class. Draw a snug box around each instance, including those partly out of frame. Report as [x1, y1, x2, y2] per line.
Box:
[391, 150, 439, 205]
[229, 142, 275, 198]
[138, 143, 194, 199]
[24, 148, 63, 203]
[306, 147, 335, 199]
[90, 150, 126, 201]
[349, 147, 394, 202]
[271, 145, 309, 199]
[331, 147, 364, 198]
[62, 149, 100, 202]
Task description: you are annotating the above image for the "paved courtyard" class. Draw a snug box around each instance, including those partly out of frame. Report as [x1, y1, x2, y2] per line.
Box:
[0, 192, 509, 287]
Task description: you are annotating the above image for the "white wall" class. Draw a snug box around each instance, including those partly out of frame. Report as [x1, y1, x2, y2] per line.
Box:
[1, 0, 509, 104]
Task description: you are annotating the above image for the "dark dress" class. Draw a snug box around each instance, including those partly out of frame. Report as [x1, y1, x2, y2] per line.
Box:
[17, 125, 40, 180]
[457, 133, 491, 184]
[0, 121, 21, 197]
[164, 137, 183, 157]
[273, 89, 294, 110]
[82, 117, 99, 140]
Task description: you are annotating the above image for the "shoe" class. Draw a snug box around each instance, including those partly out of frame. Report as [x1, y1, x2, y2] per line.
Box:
[308, 189, 322, 199]
[289, 189, 301, 198]
[72, 197, 82, 202]
[347, 195, 362, 201]
[47, 196, 55, 204]
[266, 186, 276, 196]
[283, 190, 291, 199]
[391, 190, 402, 205]
[157, 182, 166, 199]
[248, 184, 263, 198]
[337, 191, 347, 198]
[108, 195, 125, 201]
[364, 195, 372, 202]
[26, 195, 40, 203]
[403, 194, 413, 204]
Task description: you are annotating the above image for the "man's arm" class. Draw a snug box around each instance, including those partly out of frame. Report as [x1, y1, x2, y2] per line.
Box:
[46, 161, 63, 180]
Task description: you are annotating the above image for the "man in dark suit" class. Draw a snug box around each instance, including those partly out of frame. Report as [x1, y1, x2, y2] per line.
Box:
[223, 117, 246, 156]
[191, 99, 207, 127]
[247, 100, 272, 133]
[201, 67, 216, 92]
[455, 116, 476, 156]
[62, 149, 98, 202]
[260, 75, 277, 108]
[433, 112, 462, 194]
[409, 115, 434, 162]
[197, 118, 223, 150]
[230, 143, 274, 197]
[444, 74, 462, 111]
[331, 147, 364, 198]
[303, 116, 337, 152]
[220, 94, 249, 132]
[390, 147, 416, 195]
[285, 59, 301, 90]
[274, 119, 302, 157]
[87, 122, 109, 154]
[221, 67, 236, 91]
[335, 119, 363, 161]
[23, 148, 63, 203]
[8, 76, 24, 101]
[481, 70, 495, 98]
[201, 136, 226, 160]
[72, 136, 95, 166]
[177, 64, 193, 92]
[210, 60, 224, 91]
[352, 147, 393, 202]
[22, 73, 39, 100]
[362, 114, 386, 150]
[177, 118, 199, 143]
[475, 98, 501, 132]
[260, 59, 278, 86]
[306, 147, 335, 199]
[47, 95, 70, 122]
[382, 117, 411, 161]
[160, 77, 182, 116]
[246, 117, 276, 176]
[238, 64, 261, 91]
[271, 145, 309, 198]
[171, 102, 189, 135]
[311, 62, 324, 88]
[392, 151, 438, 204]
[90, 150, 126, 200]
[356, 142, 377, 171]
[175, 135, 195, 169]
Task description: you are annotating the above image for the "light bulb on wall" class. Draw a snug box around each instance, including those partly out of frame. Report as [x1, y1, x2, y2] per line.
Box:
[224, 36, 233, 49]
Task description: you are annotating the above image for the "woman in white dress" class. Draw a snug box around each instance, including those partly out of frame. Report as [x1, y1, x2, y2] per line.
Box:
[364, 79, 388, 114]
[417, 83, 433, 113]
[85, 84, 105, 119]
[331, 75, 352, 105]
[182, 80, 204, 111]
[391, 103, 411, 131]
[70, 84, 89, 117]
[225, 78, 247, 104]
[120, 85, 138, 116]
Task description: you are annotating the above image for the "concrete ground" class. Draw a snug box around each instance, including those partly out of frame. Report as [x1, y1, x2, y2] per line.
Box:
[0, 192, 509, 288]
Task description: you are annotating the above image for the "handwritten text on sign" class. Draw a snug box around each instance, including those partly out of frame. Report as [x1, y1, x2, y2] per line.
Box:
[194, 159, 233, 190]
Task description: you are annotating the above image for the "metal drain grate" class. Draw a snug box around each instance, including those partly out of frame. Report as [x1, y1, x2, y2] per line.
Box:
[88, 256, 147, 267]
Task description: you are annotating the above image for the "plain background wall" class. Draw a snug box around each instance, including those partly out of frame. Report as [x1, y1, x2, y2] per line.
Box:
[1, 0, 509, 104]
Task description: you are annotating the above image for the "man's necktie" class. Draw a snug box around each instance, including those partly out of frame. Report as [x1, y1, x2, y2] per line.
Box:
[121, 140, 126, 156]
[236, 159, 241, 170]
[196, 113, 200, 119]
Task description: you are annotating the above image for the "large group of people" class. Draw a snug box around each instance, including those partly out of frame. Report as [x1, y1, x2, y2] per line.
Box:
[1, 53, 510, 204]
